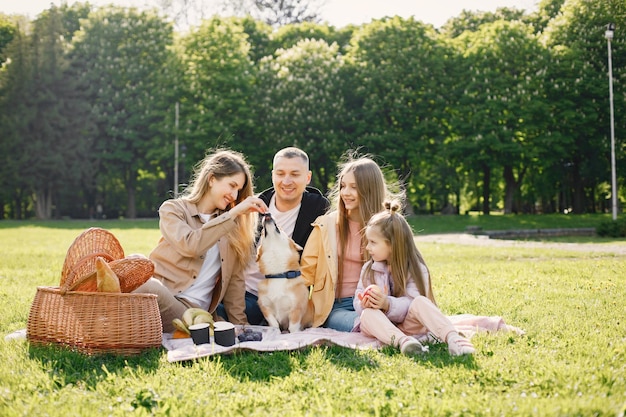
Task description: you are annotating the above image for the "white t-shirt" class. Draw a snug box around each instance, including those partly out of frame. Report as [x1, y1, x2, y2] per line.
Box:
[244, 195, 300, 295]
[179, 212, 221, 310]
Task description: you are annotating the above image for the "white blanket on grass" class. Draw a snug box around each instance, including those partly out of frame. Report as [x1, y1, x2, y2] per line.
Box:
[162, 314, 522, 362]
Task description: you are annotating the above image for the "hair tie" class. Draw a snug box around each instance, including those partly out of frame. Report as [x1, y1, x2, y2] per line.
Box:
[384, 200, 401, 214]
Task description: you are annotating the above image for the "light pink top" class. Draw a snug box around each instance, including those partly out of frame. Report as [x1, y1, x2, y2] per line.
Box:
[338, 220, 363, 298]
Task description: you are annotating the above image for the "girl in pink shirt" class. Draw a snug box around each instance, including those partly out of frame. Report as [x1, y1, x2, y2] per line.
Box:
[302, 155, 400, 331]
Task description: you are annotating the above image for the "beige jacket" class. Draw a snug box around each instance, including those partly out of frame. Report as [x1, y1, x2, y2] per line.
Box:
[149, 199, 248, 324]
[300, 211, 339, 327]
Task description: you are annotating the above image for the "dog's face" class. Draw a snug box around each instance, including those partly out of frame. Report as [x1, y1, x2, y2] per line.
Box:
[256, 214, 302, 276]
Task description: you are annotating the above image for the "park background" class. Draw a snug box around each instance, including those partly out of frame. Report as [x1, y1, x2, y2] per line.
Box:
[1, 2, 625, 415]
[0, 0, 624, 221]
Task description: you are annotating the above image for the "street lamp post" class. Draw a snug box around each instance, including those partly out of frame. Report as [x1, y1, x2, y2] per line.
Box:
[605, 23, 617, 220]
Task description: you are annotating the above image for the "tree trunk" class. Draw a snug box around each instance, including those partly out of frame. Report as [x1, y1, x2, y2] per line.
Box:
[34, 184, 53, 219]
[503, 165, 527, 214]
[482, 164, 491, 215]
[503, 165, 516, 214]
[126, 167, 137, 219]
[126, 186, 136, 219]
[571, 158, 584, 214]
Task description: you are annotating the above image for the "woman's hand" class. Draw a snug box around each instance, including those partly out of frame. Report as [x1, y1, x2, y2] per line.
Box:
[229, 196, 268, 218]
[359, 284, 389, 312]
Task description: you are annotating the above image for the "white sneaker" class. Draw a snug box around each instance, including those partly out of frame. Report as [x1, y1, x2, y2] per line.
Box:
[399, 336, 428, 355]
[447, 333, 475, 356]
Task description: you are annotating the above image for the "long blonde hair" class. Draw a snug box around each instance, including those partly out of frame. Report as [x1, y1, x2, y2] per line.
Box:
[183, 149, 256, 266]
[328, 155, 399, 293]
[362, 200, 435, 304]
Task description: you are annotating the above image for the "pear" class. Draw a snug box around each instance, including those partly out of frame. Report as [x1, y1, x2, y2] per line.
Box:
[182, 308, 214, 328]
[172, 318, 191, 335]
[95, 256, 121, 293]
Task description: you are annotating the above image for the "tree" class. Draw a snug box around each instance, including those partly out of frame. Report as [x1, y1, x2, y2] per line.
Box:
[0, 27, 33, 219]
[0, 6, 93, 219]
[526, 0, 567, 34]
[154, 0, 323, 29]
[70, 6, 177, 218]
[255, 38, 347, 190]
[242, 0, 324, 27]
[29, 7, 96, 219]
[347, 17, 452, 212]
[542, 0, 626, 213]
[451, 20, 550, 214]
[440, 7, 528, 39]
[177, 16, 257, 173]
[237, 16, 274, 63]
[0, 14, 18, 65]
[272, 20, 351, 54]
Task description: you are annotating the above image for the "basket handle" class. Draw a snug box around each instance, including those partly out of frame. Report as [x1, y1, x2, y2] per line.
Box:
[60, 252, 116, 294]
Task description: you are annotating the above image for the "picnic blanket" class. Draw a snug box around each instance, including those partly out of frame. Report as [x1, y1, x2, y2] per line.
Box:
[163, 314, 522, 362]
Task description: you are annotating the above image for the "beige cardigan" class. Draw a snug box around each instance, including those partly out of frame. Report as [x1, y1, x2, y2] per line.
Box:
[300, 211, 339, 327]
[149, 199, 248, 324]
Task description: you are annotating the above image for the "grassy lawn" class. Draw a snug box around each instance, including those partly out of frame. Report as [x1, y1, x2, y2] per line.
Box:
[0, 219, 625, 416]
[406, 212, 616, 235]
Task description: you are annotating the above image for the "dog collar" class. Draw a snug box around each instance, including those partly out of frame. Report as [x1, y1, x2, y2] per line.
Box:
[264, 270, 301, 279]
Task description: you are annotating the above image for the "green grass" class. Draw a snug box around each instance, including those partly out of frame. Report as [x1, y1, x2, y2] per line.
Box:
[1, 220, 625, 416]
[406, 212, 616, 234]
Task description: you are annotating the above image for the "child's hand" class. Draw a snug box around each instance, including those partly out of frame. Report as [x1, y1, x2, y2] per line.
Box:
[357, 284, 377, 306]
[359, 285, 389, 311]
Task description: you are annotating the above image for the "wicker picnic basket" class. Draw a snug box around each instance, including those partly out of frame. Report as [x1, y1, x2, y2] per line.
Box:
[27, 228, 162, 355]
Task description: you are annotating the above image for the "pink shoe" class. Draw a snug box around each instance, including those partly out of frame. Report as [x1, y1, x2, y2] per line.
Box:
[447, 333, 475, 356]
[399, 336, 428, 355]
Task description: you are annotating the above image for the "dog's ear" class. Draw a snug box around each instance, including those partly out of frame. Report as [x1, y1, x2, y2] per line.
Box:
[254, 214, 264, 244]
[256, 233, 264, 262]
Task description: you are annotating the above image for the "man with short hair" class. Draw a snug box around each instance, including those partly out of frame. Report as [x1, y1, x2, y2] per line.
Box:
[245, 147, 330, 324]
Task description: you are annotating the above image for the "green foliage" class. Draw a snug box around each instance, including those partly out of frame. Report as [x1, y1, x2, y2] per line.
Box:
[0, 3, 625, 219]
[35, 2, 91, 42]
[29, 7, 95, 219]
[0, 28, 34, 219]
[440, 7, 527, 38]
[0, 7, 94, 220]
[348, 17, 453, 211]
[70, 6, 177, 218]
[179, 16, 256, 165]
[0, 14, 17, 64]
[541, 0, 626, 215]
[0, 223, 625, 416]
[451, 20, 550, 215]
[236, 16, 274, 63]
[255, 37, 347, 190]
[526, 0, 567, 33]
[250, 0, 324, 27]
[272, 20, 351, 54]
[596, 217, 626, 237]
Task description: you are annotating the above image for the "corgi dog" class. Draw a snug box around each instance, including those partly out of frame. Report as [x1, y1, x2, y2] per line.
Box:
[256, 213, 314, 333]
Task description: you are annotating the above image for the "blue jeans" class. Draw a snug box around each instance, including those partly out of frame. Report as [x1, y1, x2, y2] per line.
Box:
[323, 297, 358, 332]
[244, 291, 267, 325]
[215, 291, 267, 325]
